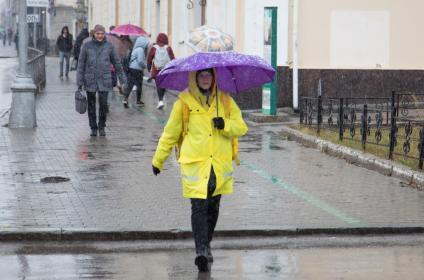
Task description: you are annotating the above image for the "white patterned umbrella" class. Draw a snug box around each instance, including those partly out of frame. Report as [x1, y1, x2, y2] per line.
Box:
[186, 25, 234, 52]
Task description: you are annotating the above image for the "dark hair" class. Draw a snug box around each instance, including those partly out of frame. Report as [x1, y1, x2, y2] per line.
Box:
[196, 68, 214, 78]
[61, 26, 69, 34]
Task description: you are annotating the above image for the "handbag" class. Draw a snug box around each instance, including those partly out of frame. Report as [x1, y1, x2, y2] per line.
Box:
[75, 89, 87, 114]
[70, 58, 78, 71]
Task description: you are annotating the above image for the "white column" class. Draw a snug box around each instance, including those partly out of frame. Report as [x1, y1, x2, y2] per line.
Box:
[292, 0, 299, 110]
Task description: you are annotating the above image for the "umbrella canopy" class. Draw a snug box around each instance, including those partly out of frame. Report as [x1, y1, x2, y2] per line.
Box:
[111, 24, 148, 36]
[156, 51, 275, 93]
[187, 25, 233, 52]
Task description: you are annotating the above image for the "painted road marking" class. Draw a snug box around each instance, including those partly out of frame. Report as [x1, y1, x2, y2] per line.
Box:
[242, 161, 364, 226]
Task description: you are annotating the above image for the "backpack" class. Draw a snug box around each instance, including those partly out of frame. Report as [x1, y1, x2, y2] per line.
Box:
[153, 45, 171, 70]
[176, 93, 240, 165]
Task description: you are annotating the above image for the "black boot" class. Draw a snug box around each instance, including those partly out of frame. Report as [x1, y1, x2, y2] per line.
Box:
[99, 128, 106, 136]
[195, 255, 209, 272]
[90, 128, 97, 137]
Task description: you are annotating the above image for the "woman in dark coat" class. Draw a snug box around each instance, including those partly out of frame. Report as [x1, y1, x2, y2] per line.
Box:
[56, 26, 73, 78]
[77, 25, 127, 137]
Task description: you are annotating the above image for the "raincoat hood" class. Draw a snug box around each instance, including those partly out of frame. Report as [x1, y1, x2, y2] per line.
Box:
[134, 36, 149, 49]
[188, 68, 218, 102]
[156, 33, 169, 46]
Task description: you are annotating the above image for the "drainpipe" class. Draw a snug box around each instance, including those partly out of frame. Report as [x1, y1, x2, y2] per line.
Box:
[292, 0, 299, 110]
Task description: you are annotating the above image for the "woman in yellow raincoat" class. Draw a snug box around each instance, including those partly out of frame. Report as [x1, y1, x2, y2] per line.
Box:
[152, 68, 248, 272]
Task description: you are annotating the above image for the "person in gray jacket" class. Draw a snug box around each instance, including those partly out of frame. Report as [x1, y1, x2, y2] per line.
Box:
[77, 24, 127, 137]
[123, 36, 149, 107]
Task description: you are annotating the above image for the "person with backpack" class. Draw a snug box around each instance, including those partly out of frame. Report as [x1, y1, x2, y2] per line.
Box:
[123, 36, 149, 107]
[152, 68, 248, 272]
[56, 26, 73, 79]
[147, 33, 175, 109]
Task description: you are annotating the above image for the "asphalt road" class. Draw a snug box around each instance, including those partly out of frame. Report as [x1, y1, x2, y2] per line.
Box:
[1, 234, 424, 279]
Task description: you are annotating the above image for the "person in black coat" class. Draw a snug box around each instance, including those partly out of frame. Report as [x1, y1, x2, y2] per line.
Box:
[73, 28, 89, 66]
[56, 26, 73, 78]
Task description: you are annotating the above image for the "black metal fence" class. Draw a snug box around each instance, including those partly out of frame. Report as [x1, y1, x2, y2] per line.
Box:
[28, 47, 46, 94]
[300, 91, 424, 169]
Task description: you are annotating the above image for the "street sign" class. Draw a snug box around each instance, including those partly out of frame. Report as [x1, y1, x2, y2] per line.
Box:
[26, 14, 40, 23]
[27, 0, 49, 7]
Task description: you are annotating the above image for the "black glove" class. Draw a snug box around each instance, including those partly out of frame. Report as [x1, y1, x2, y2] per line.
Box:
[152, 165, 161, 176]
[213, 117, 225, 130]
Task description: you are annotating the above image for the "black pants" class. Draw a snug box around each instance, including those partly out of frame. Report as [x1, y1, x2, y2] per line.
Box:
[87, 91, 108, 130]
[157, 87, 165, 101]
[124, 68, 144, 102]
[190, 167, 221, 256]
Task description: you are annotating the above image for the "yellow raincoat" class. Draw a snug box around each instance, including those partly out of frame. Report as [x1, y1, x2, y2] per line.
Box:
[152, 70, 248, 199]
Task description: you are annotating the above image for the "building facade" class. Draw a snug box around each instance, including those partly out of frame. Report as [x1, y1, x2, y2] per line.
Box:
[87, 0, 424, 109]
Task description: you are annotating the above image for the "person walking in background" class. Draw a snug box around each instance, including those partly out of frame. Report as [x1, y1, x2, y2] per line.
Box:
[2, 31, 6, 46]
[152, 68, 248, 272]
[77, 24, 127, 137]
[14, 30, 18, 54]
[7, 28, 12, 46]
[72, 28, 89, 69]
[147, 33, 175, 109]
[56, 26, 73, 79]
[123, 36, 149, 107]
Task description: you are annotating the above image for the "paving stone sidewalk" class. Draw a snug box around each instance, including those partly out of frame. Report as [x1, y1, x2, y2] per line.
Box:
[0, 57, 423, 240]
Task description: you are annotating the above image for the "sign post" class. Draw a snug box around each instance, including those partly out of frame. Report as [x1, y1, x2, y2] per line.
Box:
[26, 14, 40, 23]
[262, 7, 278, 115]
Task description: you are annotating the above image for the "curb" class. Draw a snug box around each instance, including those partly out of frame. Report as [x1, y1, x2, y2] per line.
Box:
[1, 227, 424, 241]
[280, 126, 424, 190]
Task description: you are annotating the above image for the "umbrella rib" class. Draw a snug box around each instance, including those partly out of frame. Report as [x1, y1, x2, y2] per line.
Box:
[227, 67, 239, 93]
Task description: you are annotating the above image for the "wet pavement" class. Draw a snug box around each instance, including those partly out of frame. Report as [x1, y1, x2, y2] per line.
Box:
[1, 235, 424, 279]
[0, 49, 423, 236]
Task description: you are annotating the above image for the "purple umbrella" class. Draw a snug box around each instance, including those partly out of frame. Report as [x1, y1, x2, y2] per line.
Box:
[156, 51, 275, 93]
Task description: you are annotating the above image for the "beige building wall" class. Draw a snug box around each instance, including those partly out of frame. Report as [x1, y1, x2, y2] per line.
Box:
[294, 0, 424, 70]
[88, 0, 115, 30]
[117, 0, 142, 26]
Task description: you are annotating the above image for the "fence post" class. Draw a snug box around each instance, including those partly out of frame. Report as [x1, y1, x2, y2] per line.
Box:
[419, 127, 424, 169]
[361, 103, 368, 149]
[317, 95, 322, 134]
[339, 98, 344, 141]
[299, 98, 304, 124]
[389, 91, 396, 160]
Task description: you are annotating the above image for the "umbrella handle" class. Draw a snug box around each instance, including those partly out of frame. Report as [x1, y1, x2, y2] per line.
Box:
[216, 84, 219, 117]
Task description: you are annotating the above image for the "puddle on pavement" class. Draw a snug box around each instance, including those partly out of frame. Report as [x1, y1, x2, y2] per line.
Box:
[239, 131, 286, 153]
[87, 163, 110, 172]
